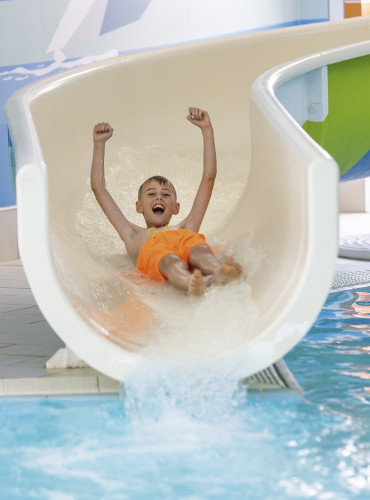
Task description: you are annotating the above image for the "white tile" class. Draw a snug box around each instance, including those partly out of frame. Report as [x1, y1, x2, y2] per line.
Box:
[0, 271, 26, 281]
[26, 322, 56, 332]
[0, 354, 47, 368]
[0, 332, 63, 346]
[0, 376, 101, 396]
[0, 344, 62, 357]
[5, 306, 41, 315]
[0, 287, 36, 296]
[0, 267, 26, 275]
[0, 357, 57, 378]
[0, 295, 37, 306]
[0, 304, 39, 314]
[0, 322, 49, 335]
[0, 208, 18, 263]
[0, 280, 30, 289]
[0, 367, 49, 378]
[98, 375, 120, 393]
[0, 315, 46, 327]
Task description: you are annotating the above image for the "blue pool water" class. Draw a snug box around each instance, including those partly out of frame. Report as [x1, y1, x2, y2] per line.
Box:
[1, 286, 370, 499]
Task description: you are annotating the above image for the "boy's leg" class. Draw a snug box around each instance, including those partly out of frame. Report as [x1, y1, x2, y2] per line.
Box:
[158, 253, 205, 295]
[188, 244, 242, 283]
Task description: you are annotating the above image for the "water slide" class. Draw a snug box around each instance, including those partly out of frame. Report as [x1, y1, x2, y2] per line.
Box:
[298, 46, 370, 261]
[4, 19, 370, 382]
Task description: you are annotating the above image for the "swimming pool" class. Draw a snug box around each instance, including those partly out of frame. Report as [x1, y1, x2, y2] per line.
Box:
[1, 286, 370, 499]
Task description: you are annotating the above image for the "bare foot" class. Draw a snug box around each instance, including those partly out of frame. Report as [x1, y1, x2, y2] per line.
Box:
[214, 256, 243, 284]
[188, 269, 206, 295]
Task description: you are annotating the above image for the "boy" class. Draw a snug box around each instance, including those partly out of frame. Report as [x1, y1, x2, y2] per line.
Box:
[91, 107, 242, 295]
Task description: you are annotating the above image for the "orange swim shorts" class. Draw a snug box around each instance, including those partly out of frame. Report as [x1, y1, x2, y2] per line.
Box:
[137, 228, 211, 281]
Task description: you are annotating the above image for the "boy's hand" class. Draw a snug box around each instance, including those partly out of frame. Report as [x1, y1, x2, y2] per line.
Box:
[93, 122, 113, 142]
[186, 107, 212, 131]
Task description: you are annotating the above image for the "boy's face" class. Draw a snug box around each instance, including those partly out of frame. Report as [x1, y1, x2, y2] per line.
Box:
[136, 180, 180, 227]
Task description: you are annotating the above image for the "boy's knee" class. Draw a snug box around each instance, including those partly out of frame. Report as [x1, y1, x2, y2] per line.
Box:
[188, 244, 212, 260]
[159, 253, 186, 274]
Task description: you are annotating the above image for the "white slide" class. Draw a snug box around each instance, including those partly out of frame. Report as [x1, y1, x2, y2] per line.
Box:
[4, 19, 370, 382]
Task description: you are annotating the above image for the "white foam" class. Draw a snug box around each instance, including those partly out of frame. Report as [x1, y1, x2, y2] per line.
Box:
[70, 145, 260, 375]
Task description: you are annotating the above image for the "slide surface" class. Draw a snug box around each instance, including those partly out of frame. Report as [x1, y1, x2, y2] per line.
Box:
[5, 19, 370, 381]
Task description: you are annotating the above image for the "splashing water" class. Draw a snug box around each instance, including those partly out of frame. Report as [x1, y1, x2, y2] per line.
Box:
[122, 357, 249, 424]
[69, 144, 260, 352]
[74, 144, 261, 423]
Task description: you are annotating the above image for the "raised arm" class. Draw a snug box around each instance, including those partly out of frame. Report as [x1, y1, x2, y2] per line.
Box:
[179, 108, 217, 232]
[90, 123, 140, 248]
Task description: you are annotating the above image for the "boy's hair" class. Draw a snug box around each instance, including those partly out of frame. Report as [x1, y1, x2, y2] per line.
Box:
[138, 175, 177, 200]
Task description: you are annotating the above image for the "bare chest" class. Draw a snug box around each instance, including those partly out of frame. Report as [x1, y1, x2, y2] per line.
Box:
[128, 225, 178, 260]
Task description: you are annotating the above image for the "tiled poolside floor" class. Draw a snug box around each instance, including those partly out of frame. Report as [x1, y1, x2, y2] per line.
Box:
[0, 260, 119, 397]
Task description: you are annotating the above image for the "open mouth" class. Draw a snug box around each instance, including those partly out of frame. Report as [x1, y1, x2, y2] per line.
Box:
[152, 204, 165, 214]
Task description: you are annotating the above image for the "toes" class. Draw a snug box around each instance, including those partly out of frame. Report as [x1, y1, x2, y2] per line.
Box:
[235, 262, 243, 275]
[226, 256, 242, 276]
[188, 270, 205, 295]
[214, 257, 243, 284]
